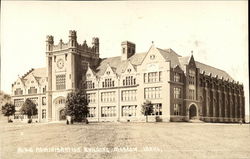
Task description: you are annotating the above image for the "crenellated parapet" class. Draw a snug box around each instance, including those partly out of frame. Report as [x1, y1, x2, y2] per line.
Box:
[45, 30, 99, 57]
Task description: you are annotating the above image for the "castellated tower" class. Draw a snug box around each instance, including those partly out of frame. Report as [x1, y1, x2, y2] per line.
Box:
[45, 30, 100, 121]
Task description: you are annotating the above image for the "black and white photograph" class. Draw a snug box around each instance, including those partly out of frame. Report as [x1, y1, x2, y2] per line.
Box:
[0, 1, 249, 159]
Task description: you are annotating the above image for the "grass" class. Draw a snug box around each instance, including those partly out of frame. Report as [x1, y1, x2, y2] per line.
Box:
[1, 121, 250, 159]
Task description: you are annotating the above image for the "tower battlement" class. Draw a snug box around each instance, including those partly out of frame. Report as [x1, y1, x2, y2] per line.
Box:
[46, 30, 99, 55]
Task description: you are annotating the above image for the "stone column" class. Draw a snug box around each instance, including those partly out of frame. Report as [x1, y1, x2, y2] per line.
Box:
[218, 90, 222, 121]
[205, 88, 209, 120]
[229, 93, 233, 121]
[239, 95, 242, 120]
[234, 94, 238, 120]
[212, 89, 216, 121]
[224, 91, 228, 121]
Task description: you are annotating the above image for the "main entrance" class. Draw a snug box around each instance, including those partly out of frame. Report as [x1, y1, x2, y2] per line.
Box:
[59, 109, 66, 120]
[189, 104, 198, 120]
[54, 96, 66, 121]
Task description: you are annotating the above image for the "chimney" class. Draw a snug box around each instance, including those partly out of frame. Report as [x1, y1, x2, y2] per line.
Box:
[121, 41, 136, 61]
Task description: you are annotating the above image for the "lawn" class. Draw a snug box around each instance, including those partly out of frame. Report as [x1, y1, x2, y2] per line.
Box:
[1, 121, 250, 159]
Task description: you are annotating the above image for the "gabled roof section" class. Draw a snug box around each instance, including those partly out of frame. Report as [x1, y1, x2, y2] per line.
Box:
[86, 65, 97, 77]
[156, 48, 181, 67]
[95, 45, 234, 81]
[178, 56, 234, 81]
[96, 52, 146, 77]
[22, 67, 47, 80]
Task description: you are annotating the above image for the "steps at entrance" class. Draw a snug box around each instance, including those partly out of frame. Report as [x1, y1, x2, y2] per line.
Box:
[189, 120, 205, 123]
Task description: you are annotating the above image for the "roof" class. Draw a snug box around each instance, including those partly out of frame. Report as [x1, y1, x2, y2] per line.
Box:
[157, 48, 181, 67]
[178, 56, 234, 81]
[22, 67, 47, 80]
[95, 53, 146, 76]
[94, 46, 234, 81]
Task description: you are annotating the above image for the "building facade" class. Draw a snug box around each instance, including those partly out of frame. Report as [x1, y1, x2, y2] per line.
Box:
[11, 30, 245, 123]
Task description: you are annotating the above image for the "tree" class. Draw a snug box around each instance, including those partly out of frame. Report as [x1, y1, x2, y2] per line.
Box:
[65, 89, 89, 123]
[20, 99, 38, 120]
[1, 103, 15, 122]
[141, 100, 154, 122]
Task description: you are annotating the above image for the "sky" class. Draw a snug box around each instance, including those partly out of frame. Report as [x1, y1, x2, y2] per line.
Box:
[1, 1, 248, 115]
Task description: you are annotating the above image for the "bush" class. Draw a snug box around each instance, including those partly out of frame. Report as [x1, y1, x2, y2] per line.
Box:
[28, 119, 32, 123]
[85, 119, 89, 124]
[8, 119, 13, 123]
[155, 116, 162, 122]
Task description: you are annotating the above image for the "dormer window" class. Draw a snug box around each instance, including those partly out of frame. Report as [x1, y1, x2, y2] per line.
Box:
[17, 82, 20, 85]
[31, 81, 34, 83]
[106, 71, 110, 75]
[127, 69, 131, 73]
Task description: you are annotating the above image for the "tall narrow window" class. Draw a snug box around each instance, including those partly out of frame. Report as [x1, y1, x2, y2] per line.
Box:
[174, 87, 181, 99]
[56, 74, 66, 90]
[174, 72, 180, 82]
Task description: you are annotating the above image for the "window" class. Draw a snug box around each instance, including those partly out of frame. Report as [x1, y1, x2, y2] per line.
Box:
[103, 78, 114, 88]
[86, 81, 95, 89]
[148, 103, 162, 116]
[101, 91, 116, 102]
[28, 87, 37, 94]
[174, 104, 181, 115]
[189, 70, 195, 85]
[123, 48, 125, 54]
[144, 71, 162, 83]
[55, 98, 65, 104]
[174, 72, 181, 82]
[14, 99, 24, 107]
[144, 73, 148, 83]
[148, 72, 157, 83]
[42, 97, 46, 105]
[42, 109, 46, 119]
[87, 107, 96, 117]
[122, 105, 137, 116]
[14, 88, 23, 95]
[123, 76, 136, 86]
[144, 87, 162, 99]
[87, 93, 96, 103]
[189, 89, 195, 100]
[101, 106, 116, 117]
[28, 97, 38, 106]
[43, 86, 46, 93]
[174, 87, 181, 99]
[121, 90, 137, 101]
[56, 74, 66, 90]
[159, 71, 162, 82]
[150, 55, 155, 60]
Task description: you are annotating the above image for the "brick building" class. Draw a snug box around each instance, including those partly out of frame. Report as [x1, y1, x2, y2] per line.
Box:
[11, 30, 245, 123]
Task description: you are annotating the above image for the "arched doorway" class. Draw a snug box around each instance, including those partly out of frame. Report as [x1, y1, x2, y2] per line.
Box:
[54, 96, 66, 121]
[59, 109, 66, 120]
[189, 104, 198, 120]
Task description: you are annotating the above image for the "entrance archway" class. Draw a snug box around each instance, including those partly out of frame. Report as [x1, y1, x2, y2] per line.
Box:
[189, 104, 198, 120]
[54, 96, 66, 121]
[59, 109, 66, 120]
